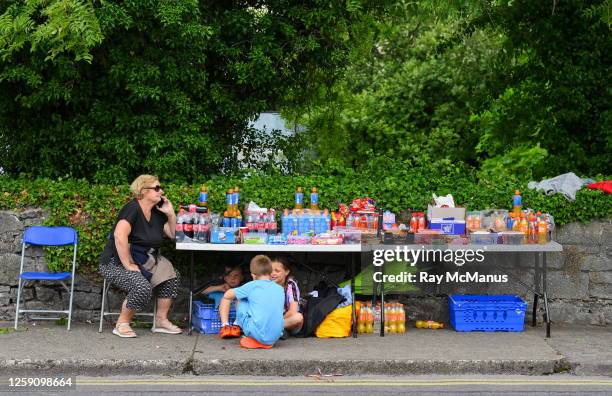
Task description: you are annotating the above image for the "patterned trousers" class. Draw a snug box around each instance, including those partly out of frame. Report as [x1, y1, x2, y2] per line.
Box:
[99, 256, 180, 311]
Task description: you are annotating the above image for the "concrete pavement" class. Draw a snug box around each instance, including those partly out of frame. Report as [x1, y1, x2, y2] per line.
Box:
[0, 321, 609, 377]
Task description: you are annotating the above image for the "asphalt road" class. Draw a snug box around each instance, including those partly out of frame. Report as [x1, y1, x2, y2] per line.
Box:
[2, 375, 611, 395]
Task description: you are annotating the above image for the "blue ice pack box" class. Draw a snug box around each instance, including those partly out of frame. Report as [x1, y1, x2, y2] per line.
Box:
[429, 218, 466, 235]
[210, 228, 238, 244]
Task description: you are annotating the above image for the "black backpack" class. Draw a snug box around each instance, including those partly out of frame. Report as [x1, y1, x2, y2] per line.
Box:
[298, 282, 345, 337]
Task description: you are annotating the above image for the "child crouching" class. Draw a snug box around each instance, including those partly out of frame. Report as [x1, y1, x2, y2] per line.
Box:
[218, 255, 284, 348]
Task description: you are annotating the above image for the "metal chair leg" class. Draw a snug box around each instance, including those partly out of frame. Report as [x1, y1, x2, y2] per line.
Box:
[67, 278, 75, 331]
[99, 279, 108, 333]
[153, 298, 157, 329]
[14, 278, 22, 330]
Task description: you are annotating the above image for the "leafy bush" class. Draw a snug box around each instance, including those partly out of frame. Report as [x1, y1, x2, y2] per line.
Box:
[1, 169, 609, 274]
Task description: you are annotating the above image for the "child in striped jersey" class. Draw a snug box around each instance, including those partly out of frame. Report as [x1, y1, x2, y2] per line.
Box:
[270, 256, 303, 336]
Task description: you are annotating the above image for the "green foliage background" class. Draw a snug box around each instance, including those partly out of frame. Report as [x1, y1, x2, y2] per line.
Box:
[285, 0, 611, 179]
[0, 0, 382, 183]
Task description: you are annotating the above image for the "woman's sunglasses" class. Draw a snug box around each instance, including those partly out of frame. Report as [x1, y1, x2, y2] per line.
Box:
[143, 185, 162, 192]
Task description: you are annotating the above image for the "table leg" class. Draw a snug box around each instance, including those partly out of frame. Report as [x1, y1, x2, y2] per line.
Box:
[532, 252, 541, 327]
[351, 252, 357, 338]
[543, 252, 551, 338]
[188, 251, 194, 336]
[380, 258, 385, 337]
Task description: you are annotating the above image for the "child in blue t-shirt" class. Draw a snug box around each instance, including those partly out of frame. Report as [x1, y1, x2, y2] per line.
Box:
[219, 255, 284, 348]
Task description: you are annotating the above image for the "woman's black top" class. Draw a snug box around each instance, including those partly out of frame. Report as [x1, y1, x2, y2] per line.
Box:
[100, 199, 168, 265]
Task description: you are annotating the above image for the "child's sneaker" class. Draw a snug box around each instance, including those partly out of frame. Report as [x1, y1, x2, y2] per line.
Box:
[240, 336, 273, 349]
[219, 325, 238, 339]
[229, 325, 242, 337]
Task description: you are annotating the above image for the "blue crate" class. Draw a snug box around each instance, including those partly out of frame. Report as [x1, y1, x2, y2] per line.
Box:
[449, 295, 527, 332]
[192, 301, 236, 334]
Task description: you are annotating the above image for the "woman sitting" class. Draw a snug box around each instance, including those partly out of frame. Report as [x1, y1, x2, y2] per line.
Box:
[99, 174, 182, 337]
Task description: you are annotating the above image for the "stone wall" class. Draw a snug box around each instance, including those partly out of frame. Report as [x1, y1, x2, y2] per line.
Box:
[0, 209, 610, 325]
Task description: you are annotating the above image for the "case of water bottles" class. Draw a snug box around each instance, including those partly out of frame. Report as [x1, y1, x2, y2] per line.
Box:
[281, 209, 331, 236]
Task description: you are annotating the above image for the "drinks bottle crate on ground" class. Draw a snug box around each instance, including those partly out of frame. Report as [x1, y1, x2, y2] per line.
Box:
[192, 302, 236, 334]
[449, 295, 527, 332]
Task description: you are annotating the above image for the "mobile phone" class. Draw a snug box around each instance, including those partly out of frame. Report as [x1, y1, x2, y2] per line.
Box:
[156, 198, 165, 208]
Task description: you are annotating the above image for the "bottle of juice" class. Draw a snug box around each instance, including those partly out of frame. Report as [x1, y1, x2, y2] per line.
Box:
[295, 187, 304, 210]
[357, 307, 365, 334]
[538, 216, 547, 244]
[513, 190, 522, 216]
[373, 302, 381, 333]
[310, 187, 320, 211]
[384, 305, 390, 334]
[233, 187, 241, 217]
[365, 303, 373, 334]
[397, 303, 406, 333]
[388, 303, 397, 334]
[227, 188, 234, 212]
[198, 185, 208, 207]
[528, 213, 537, 244]
[415, 320, 444, 329]
[520, 214, 529, 244]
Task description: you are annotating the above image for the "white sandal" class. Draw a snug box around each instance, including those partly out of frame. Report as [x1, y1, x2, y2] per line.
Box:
[112, 322, 137, 338]
[152, 321, 182, 334]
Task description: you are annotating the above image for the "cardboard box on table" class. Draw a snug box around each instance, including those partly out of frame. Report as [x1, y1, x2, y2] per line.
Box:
[427, 205, 466, 235]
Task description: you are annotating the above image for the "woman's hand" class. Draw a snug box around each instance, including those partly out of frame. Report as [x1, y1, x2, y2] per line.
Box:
[160, 197, 177, 239]
[125, 263, 141, 272]
[157, 197, 175, 216]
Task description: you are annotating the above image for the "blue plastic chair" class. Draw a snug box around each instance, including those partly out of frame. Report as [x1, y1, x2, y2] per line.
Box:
[14, 226, 78, 330]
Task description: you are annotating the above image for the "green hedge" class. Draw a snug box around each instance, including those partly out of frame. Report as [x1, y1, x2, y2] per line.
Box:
[1, 166, 610, 274]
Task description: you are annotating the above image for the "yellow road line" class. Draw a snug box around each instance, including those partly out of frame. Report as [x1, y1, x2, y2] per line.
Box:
[76, 379, 612, 387]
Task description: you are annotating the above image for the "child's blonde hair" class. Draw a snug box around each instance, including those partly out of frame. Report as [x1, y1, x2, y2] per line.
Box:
[250, 255, 272, 276]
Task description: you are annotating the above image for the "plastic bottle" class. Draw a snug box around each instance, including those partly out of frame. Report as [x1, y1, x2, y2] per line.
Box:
[200, 210, 210, 242]
[397, 304, 406, 334]
[323, 209, 331, 232]
[357, 307, 366, 334]
[266, 209, 277, 235]
[388, 303, 397, 334]
[175, 208, 186, 242]
[193, 209, 202, 241]
[198, 185, 208, 207]
[373, 302, 381, 333]
[185, 205, 197, 240]
[233, 187, 241, 217]
[365, 303, 373, 334]
[310, 187, 320, 211]
[415, 320, 444, 329]
[538, 216, 547, 244]
[346, 213, 354, 228]
[520, 214, 529, 243]
[224, 189, 233, 217]
[513, 190, 522, 216]
[383, 305, 391, 334]
[417, 213, 426, 231]
[410, 213, 418, 233]
[295, 187, 304, 210]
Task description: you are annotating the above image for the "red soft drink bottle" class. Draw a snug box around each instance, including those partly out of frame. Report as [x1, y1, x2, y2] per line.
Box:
[410, 213, 418, 233]
[418, 213, 426, 230]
